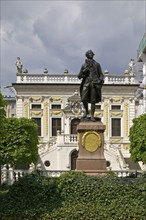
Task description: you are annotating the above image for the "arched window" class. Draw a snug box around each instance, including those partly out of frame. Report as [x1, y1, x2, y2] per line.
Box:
[71, 150, 78, 170]
[71, 118, 80, 134]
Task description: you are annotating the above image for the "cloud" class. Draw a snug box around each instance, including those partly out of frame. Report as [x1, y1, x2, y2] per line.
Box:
[1, 0, 145, 94]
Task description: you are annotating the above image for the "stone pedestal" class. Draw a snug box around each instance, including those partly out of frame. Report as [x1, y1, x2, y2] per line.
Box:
[76, 121, 106, 175]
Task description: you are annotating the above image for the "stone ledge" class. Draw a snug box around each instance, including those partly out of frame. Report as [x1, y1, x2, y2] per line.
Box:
[77, 121, 105, 132]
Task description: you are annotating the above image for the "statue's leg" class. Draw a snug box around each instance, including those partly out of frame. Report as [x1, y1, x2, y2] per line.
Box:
[90, 86, 96, 121]
[91, 103, 95, 117]
[82, 84, 89, 117]
[82, 101, 89, 117]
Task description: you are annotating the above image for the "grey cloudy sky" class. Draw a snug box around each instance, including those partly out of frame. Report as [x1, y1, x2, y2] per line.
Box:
[0, 0, 146, 94]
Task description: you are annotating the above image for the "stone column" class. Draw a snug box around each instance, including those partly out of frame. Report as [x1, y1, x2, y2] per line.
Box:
[76, 121, 106, 175]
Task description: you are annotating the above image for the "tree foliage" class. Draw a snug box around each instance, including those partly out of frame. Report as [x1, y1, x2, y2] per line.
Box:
[0, 92, 6, 126]
[129, 113, 146, 163]
[0, 117, 39, 166]
[0, 92, 7, 148]
[0, 92, 6, 119]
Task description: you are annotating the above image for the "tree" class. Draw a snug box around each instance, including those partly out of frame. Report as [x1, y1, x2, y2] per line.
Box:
[129, 113, 146, 164]
[0, 117, 39, 166]
[0, 92, 6, 124]
[0, 92, 6, 146]
[0, 92, 6, 118]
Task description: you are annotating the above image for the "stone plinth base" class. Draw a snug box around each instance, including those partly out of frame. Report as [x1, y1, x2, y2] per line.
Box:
[76, 121, 106, 174]
[76, 159, 106, 171]
[77, 170, 108, 176]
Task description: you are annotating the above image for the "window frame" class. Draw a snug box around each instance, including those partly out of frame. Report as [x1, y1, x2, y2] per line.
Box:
[52, 118, 61, 136]
[32, 117, 42, 136]
[31, 104, 42, 110]
[111, 118, 121, 137]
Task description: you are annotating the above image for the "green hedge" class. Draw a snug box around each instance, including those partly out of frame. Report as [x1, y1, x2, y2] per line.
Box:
[0, 171, 146, 220]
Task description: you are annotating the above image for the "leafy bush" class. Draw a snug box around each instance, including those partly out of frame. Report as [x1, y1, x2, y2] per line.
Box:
[129, 113, 146, 163]
[0, 171, 146, 220]
[0, 171, 60, 220]
[0, 117, 38, 166]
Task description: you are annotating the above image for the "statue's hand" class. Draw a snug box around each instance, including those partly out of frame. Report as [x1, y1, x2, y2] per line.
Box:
[83, 67, 90, 75]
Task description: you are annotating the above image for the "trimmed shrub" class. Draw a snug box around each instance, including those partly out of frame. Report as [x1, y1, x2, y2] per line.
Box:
[0, 171, 146, 220]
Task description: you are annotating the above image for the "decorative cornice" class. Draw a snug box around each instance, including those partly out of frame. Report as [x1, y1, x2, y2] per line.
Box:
[123, 144, 130, 150]
[110, 97, 124, 103]
[110, 138, 123, 143]
[94, 111, 103, 117]
[30, 96, 42, 102]
[50, 110, 63, 116]
[110, 112, 123, 117]
[31, 111, 42, 116]
[50, 96, 62, 102]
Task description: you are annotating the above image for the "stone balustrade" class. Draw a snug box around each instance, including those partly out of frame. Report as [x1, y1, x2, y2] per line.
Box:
[16, 73, 137, 85]
[1, 165, 143, 185]
[16, 74, 80, 84]
[56, 132, 78, 145]
[64, 134, 78, 143]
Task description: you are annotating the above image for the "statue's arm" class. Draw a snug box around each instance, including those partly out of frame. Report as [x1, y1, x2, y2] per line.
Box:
[78, 65, 85, 79]
[78, 66, 83, 79]
[98, 63, 104, 84]
[78, 64, 89, 79]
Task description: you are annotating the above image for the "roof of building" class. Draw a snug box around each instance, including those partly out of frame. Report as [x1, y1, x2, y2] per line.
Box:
[137, 32, 146, 61]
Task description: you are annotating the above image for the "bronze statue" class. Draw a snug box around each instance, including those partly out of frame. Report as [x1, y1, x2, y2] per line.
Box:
[78, 50, 104, 122]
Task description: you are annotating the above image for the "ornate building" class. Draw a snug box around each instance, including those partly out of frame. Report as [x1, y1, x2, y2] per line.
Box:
[10, 62, 143, 174]
[4, 96, 16, 118]
[136, 33, 146, 115]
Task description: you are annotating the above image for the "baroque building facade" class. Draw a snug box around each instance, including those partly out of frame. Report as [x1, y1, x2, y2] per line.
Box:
[136, 32, 146, 115]
[11, 64, 143, 173]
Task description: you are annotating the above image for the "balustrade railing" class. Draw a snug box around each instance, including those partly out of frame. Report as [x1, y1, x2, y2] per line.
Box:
[64, 134, 78, 143]
[16, 73, 137, 84]
[1, 166, 143, 186]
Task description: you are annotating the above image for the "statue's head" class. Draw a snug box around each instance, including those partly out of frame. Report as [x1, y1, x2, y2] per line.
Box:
[85, 50, 95, 59]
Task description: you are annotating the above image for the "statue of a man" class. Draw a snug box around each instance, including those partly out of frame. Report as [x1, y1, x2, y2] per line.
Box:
[15, 57, 23, 74]
[78, 50, 104, 122]
[128, 59, 135, 76]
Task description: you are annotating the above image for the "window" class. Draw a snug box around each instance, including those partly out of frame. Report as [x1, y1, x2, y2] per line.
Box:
[44, 160, 50, 167]
[111, 118, 121, 136]
[52, 118, 61, 136]
[32, 118, 41, 136]
[32, 104, 41, 109]
[106, 161, 111, 167]
[95, 105, 101, 110]
[71, 150, 78, 170]
[71, 118, 80, 134]
[51, 105, 61, 109]
[11, 103, 16, 109]
[111, 105, 121, 110]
